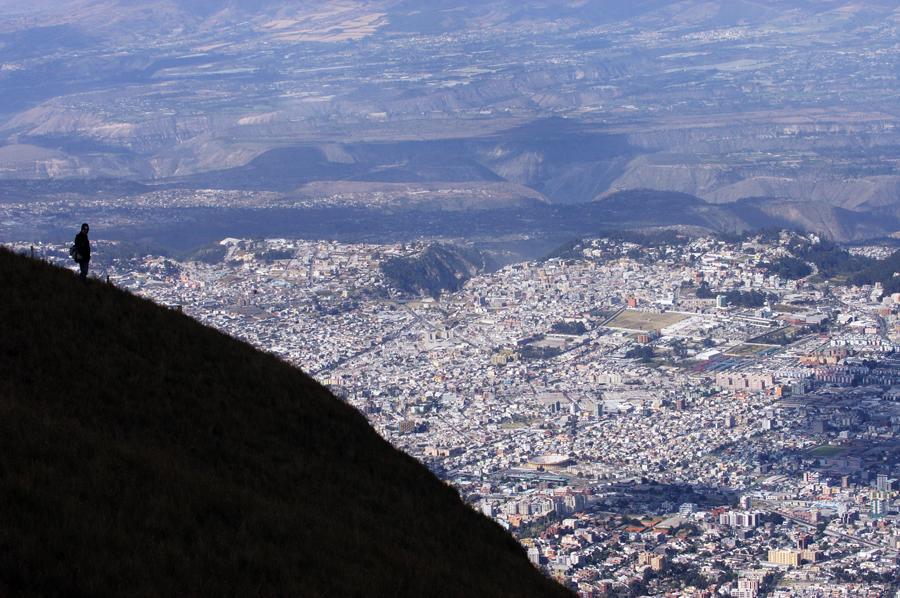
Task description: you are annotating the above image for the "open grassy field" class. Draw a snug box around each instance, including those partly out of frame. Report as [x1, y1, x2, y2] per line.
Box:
[606, 309, 689, 332]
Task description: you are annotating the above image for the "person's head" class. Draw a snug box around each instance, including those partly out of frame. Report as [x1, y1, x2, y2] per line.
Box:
[81, 223, 89, 234]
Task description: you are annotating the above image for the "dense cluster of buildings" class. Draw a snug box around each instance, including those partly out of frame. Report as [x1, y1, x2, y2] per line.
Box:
[10, 231, 900, 596]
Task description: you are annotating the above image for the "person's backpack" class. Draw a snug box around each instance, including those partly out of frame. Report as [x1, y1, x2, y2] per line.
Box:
[69, 244, 80, 262]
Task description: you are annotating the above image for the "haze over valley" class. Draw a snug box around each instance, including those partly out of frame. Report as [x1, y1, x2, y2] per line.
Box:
[1, 0, 898, 249]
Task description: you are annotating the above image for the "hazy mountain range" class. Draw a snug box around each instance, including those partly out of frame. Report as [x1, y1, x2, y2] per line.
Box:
[0, 0, 898, 243]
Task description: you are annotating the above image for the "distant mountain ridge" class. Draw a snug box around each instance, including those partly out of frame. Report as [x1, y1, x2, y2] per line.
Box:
[0, 248, 571, 597]
[1, 0, 898, 243]
[4, 0, 896, 34]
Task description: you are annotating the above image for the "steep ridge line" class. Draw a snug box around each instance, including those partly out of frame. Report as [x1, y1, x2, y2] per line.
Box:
[0, 248, 571, 598]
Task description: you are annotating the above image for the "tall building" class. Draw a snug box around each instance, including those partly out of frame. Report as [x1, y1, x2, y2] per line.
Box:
[768, 549, 801, 567]
[736, 578, 760, 598]
[876, 473, 896, 492]
[716, 372, 776, 392]
[718, 510, 760, 528]
[637, 552, 665, 572]
[565, 493, 586, 513]
[800, 549, 823, 564]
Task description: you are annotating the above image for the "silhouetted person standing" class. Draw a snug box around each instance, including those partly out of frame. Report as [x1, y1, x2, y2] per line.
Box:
[74, 223, 91, 281]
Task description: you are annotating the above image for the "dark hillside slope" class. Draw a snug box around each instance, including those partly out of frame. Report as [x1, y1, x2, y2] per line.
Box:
[0, 249, 570, 598]
[381, 243, 490, 298]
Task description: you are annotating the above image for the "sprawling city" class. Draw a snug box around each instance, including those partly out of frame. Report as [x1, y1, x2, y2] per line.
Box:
[10, 229, 899, 596]
[3, 1, 899, 596]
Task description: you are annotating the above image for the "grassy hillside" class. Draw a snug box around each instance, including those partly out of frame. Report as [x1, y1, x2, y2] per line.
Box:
[0, 248, 571, 598]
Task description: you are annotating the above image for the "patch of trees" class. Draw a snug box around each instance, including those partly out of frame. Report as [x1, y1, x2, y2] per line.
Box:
[513, 512, 561, 538]
[519, 345, 563, 361]
[847, 249, 900, 296]
[833, 567, 897, 585]
[667, 339, 688, 359]
[724, 290, 775, 308]
[258, 248, 295, 262]
[625, 346, 655, 361]
[669, 522, 701, 537]
[550, 321, 588, 335]
[582, 546, 611, 566]
[696, 283, 715, 299]
[711, 561, 737, 584]
[762, 256, 812, 280]
[785, 241, 900, 296]
[653, 562, 709, 591]
[696, 285, 775, 307]
[791, 239, 874, 279]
